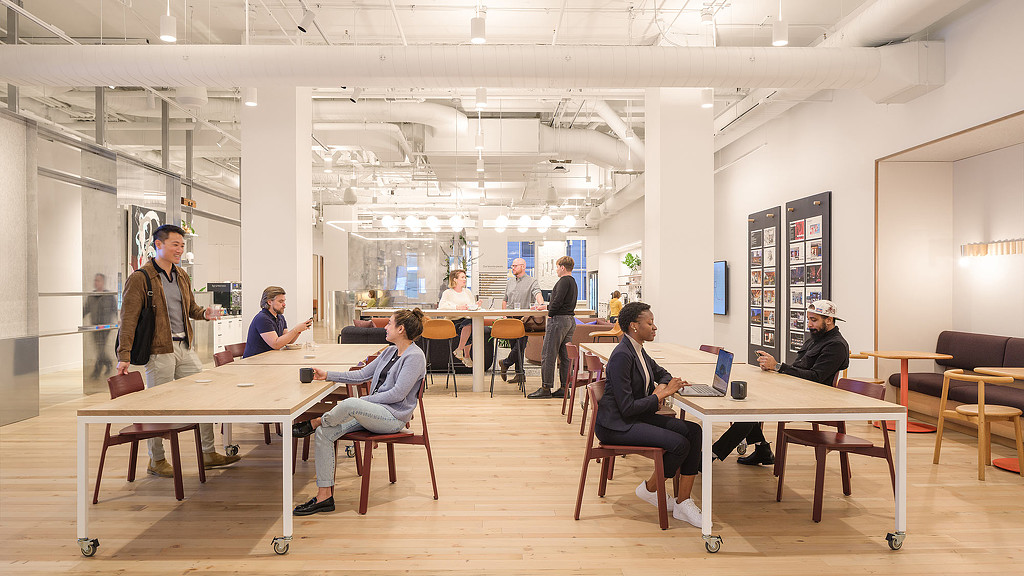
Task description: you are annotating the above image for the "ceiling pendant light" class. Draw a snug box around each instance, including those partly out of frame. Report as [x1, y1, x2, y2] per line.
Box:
[772, 1, 789, 46]
[537, 215, 553, 233]
[517, 215, 531, 233]
[701, 88, 714, 109]
[546, 185, 558, 205]
[426, 215, 441, 232]
[475, 87, 488, 110]
[298, 10, 316, 34]
[562, 215, 576, 228]
[405, 215, 422, 232]
[216, 135, 230, 148]
[475, 113, 484, 150]
[342, 187, 358, 205]
[243, 87, 258, 107]
[470, 6, 487, 44]
[476, 156, 485, 173]
[159, 1, 176, 43]
[450, 214, 465, 232]
[494, 214, 508, 232]
[700, 8, 713, 26]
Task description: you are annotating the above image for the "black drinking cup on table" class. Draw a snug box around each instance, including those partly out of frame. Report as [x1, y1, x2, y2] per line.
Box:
[299, 367, 314, 383]
[731, 380, 747, 400]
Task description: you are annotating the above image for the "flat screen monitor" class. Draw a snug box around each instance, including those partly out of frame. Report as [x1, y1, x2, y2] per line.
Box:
[713, 260, 728, 315]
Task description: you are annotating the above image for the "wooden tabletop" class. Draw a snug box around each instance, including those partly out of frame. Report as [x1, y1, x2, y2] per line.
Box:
[861, 350, 954, 361]
[668, 361, 905, 417]
[580, 342, 719, 364]
[78, 364, 336, 417]
[975, 366, 1024, 380]
[361, 308, 597, 318]
[234, 343, 386, 366]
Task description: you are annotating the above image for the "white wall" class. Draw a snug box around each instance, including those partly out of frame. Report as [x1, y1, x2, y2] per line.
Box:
[596, 197, 644, 312]
[952, 144, 1024, 336]
[713, 0, 1024, 366]
[37, 178, 83, 373]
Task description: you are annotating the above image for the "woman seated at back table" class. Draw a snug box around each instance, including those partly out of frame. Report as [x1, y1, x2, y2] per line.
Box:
[597, 301, 703, 527]
[438, 268, 481, 367]
[291, 308, 428, 516]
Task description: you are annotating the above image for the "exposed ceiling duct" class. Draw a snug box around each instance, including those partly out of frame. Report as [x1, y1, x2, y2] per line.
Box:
[312, 122, 415, 164]
[586, 174, 645, 226]
[2, 44, 907, 91]
[538, 125, 635, 171]
[313, 101, 467, 136]
[713, 0, 971, 151]
[591, 100, 645, 163]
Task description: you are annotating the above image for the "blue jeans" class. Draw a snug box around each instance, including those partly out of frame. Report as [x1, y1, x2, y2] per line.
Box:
[314, 398, 405, 487]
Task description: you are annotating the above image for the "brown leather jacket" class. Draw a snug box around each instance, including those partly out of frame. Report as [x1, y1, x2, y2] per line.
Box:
[117, 259, 207, 363]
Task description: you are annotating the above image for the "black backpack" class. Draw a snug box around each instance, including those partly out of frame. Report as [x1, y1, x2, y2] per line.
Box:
[116, 271, 157, 365]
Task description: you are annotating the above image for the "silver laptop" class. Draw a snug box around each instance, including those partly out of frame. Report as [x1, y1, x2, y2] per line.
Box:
[480, 297, 496, 309]
[678, 349, 733, 397]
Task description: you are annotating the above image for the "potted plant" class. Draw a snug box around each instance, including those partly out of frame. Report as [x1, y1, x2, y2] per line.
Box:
[622, 252, 641, 273]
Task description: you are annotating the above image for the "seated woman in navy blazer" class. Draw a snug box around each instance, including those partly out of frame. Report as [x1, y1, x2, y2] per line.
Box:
[596, 302, 703, 527]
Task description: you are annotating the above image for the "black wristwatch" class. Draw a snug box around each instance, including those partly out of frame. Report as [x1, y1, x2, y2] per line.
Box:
[774, 362, 784, 373]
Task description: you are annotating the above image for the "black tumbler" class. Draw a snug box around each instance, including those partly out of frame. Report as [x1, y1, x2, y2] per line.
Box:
[299, 367, 314, 383]
[731, 380, 747, 400]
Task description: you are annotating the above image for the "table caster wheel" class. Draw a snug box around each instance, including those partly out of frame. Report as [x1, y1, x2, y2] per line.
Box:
[703, 535, 722, 553]
[344, 444, 355, 458]
[886, 531, 905, 550]
[272, 536, 291, 555]
[737, 440, 748, 456]
[226, 444, 239, 456]
[78, 537, 99, 557]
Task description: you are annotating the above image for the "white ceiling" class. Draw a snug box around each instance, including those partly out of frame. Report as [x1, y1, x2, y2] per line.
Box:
[3, 0, 906, 231]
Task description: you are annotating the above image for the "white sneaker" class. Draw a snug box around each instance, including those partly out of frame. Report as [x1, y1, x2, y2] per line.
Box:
[672, 498, 703, 528]
[634, 482, 675, 512]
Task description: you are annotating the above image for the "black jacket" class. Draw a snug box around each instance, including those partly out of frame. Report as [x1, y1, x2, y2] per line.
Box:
[596, 338, 672, 432]
[780, 326, 850, 385]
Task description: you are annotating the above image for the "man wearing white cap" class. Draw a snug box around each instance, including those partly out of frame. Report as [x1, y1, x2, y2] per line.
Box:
[711, 299, 850, 465]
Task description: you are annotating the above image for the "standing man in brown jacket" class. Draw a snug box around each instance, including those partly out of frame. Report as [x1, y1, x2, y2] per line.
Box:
[116, 224, 240, 477]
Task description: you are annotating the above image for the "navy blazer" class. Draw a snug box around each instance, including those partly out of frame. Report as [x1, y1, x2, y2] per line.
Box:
[596, 338, 673, 432]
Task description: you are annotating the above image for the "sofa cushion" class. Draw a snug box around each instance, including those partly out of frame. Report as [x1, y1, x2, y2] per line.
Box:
[353, 319, 373, 328]
[948, 384, 1024, 412]
[934, 331, 1009, 370]
[890, 372, 974, 398]
[370, 317, 390, 328]
[339, 325, 388, 345]
[1003, 337, 1024, 368]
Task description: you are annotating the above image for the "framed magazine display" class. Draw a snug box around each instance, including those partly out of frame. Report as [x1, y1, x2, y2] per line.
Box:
[748, 206, 781, 366]
[784, 191, 832, 363]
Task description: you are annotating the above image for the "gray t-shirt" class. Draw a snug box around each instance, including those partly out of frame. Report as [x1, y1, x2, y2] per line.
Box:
[158, 266, 186, 336]
[504, 274, 541, 309]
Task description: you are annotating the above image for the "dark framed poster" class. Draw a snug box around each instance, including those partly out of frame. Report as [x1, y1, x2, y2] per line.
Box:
[784, 191, 832, 364]
[127, 205, 165, 272]
[747, 206, 781, 366]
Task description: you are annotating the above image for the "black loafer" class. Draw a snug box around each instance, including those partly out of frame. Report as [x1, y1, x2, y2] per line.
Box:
[293, 496, 335, 516]
[527, 387, 552, 399]
[292, 420, 316, 438]
[551, 388, 566, 398]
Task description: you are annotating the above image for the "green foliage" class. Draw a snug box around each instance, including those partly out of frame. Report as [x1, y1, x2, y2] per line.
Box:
[622, 252, 642, 271]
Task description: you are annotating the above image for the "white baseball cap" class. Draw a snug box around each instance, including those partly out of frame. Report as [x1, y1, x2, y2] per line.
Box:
[807, 299, 844, 322]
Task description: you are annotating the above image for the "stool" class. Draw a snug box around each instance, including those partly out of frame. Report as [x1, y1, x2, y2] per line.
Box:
[489, 318, 526, 397]
[422, 319, 458, 397]
[590, 324, 622, 343]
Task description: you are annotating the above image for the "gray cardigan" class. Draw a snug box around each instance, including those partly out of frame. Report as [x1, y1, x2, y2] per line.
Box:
[325, 344, 427, 422]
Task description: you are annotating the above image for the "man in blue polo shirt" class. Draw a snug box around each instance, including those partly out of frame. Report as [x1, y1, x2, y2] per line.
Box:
[242, 286, 313, 358]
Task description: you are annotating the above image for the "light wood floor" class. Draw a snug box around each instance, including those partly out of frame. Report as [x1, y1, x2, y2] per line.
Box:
[4, 366, 1024, 574]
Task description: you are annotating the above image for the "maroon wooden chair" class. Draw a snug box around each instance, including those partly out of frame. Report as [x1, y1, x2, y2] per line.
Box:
[575, 380, 671, 530]
[698, 344, 722, 355]
[215, 348, 279, 443]
[338, 377, 437, 514]
[225, 342, 246, 358]
[775, 378, 895, 522]
[576, 353, 605, 435]
[93, 372, 205, 504]
[561, 343, 590, 417]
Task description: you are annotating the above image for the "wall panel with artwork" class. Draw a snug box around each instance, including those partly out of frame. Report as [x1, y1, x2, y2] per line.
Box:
[784, 191, 832, 364]
[747, 206, 781, 365]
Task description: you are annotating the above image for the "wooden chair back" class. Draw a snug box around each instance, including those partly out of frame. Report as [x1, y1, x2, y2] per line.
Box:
[225, 342, 246, 358]
[837, 378, 885, 400]
[214, 350, 234, 367]
[107, 371, 145, 399]
[584, 353, 605, 381]
[699, 344, 722, 355]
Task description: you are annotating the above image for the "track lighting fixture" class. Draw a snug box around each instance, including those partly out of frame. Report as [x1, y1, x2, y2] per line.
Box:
[470, 7, 487, 44]
[298, 10, 316, 34]
[701, 88, 714, 109]
[243, 87, 258, 107]
[159, 2, 176, 43]
[476, 87, 488, 109]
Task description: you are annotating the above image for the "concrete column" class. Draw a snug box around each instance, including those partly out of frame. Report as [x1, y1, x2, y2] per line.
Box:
[241, 87, 314, 335]
[643, 88, 714, 346]
[322, 204, 354, 294]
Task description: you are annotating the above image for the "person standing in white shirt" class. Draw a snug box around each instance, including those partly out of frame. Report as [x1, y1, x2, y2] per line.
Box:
[438, 269, 481, 366]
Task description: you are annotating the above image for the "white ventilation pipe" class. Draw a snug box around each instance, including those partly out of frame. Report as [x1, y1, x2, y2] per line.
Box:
[713, 0, 972, 151]
[592, 100, 645, 163]
[313, 122, 415, 163]
[538, 125, 637, 170]
[0, 45, 887, 91]
[313, 101, 467, 136]
[588, 174, 645, 225]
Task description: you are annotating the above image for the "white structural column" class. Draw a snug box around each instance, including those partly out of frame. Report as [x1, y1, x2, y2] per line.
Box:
[643, 88, 714, 346]
[241, 87, 314, 332]
[322, 204, 354, 296]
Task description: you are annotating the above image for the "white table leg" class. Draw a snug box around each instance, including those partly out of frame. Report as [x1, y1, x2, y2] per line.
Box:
[273, 416, 294, 555]
[471, 316, 484, 392]
[896, 414, 907, 532]
[223, 423, 234, 454]
[701, 418, 713, 537]
[77, 419, 88, 539]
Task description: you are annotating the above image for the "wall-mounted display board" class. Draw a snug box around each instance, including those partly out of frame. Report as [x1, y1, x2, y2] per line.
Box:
[784, 191, 832, 364]
[747, 206, 781, 366]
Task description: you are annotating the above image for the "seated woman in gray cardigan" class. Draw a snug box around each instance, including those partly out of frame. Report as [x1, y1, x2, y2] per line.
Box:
[291, 308, 427, 516]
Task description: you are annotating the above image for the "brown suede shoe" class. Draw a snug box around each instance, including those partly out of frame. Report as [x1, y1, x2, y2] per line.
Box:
[147, 458, 174, 478]
[203, 451, 242, 469]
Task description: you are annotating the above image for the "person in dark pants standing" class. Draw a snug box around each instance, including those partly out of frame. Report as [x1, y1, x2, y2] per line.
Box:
[498, 257, 544, 385]
[528, 256, 578, 399]
[595, 301, 703, 527]
[712, 299, 850, 465]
